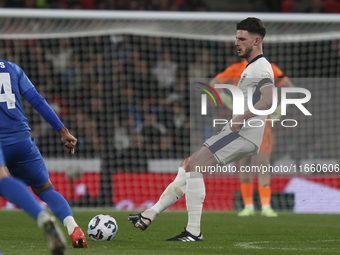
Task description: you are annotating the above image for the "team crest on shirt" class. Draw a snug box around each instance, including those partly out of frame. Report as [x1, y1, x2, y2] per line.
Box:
[261, 73, 270, 78]
[239, 74, 247, 85]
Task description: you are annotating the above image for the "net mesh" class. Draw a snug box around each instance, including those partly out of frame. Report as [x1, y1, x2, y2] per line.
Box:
[1, 10, 339, 211]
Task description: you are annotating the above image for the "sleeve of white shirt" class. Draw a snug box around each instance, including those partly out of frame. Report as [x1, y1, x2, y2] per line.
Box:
[253, 63, 274, 89]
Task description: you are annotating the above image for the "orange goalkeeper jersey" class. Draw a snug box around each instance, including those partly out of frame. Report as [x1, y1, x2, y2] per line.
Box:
[215, 61, 289, 154]
[216, 60, 288, 86]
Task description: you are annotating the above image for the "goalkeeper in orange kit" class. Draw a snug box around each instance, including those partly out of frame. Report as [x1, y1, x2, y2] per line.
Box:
[210, 60, 294, 217]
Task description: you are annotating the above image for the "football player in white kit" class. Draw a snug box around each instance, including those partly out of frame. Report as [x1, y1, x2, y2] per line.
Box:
[128, 17, 275, 241]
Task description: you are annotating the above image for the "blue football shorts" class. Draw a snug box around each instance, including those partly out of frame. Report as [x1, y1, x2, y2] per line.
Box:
[2, 137, 49, 187]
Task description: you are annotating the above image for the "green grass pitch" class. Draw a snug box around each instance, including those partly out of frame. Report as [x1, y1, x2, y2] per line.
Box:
[0, 210, 339, 255]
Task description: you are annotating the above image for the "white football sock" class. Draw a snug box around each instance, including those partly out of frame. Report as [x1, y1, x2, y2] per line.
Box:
[142, 167, 186, 221]
[63, 216, 78, 235]
[37, 211, 51, 229]
[185, 172, 205, 237]
[141, 208, 158, 221]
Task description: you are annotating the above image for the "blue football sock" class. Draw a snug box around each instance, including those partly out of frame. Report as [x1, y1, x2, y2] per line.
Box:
[38, 186, 73, 224]
[0, 177, 44, 220]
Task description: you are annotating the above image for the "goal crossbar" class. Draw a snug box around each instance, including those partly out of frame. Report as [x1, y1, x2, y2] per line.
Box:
[0, 9, 340, 42]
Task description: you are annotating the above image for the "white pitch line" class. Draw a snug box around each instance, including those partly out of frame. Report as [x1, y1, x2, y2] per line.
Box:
[235, 240, 339, 251]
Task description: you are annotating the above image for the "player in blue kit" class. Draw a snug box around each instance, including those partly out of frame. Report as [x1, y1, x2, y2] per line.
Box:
[0, 60, 88, 248]
[0, 143, 67, 254]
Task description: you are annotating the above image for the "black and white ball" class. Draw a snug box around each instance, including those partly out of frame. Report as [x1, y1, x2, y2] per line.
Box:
[87, 214, 118, 241]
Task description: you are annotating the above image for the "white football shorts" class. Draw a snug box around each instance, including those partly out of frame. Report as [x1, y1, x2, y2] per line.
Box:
[203, 128, 257, 166]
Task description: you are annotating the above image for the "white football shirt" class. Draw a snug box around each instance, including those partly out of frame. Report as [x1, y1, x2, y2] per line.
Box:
[236, 55, 274, 150]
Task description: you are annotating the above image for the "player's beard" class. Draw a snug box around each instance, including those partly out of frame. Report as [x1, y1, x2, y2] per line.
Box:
[239, 46, 253, 59]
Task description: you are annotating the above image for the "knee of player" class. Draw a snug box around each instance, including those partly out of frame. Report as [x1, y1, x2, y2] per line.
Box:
[0, 166, 9, 180]
[32, 180, 53, 196]
[180, 157, 190, 172]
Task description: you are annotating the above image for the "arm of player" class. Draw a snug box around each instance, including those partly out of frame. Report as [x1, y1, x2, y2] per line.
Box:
[230, 85, 274, 132]
[23, 87, 77, 154]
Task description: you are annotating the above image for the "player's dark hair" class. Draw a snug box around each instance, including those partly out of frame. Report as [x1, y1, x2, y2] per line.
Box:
[237, 17, 266, 39]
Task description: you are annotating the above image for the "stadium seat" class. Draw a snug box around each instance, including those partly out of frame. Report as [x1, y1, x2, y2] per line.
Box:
[281, 0, 296, 12]
[323, 0, 340, 13]
[80, 0, 95, 9]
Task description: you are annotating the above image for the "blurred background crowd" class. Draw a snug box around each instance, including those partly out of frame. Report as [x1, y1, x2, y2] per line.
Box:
[1, 35, 229, 165]
[1, 33, 337, 168]
[0, 0, 338, 177]
[1, 0, 340, 13]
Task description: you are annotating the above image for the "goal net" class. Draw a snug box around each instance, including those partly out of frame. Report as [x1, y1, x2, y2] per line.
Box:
[1, 10, 339, 213]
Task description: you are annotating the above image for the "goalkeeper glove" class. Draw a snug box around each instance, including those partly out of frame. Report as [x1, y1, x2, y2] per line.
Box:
[220, 92, 233, 109]
[270, 105, 281, 120]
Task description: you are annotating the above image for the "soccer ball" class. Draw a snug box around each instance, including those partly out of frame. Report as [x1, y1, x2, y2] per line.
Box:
[87, 214, 118, 241]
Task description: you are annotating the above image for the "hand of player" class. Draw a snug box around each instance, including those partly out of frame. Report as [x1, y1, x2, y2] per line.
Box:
[229, 115, 244, 132]
[58, 127, 77, 154]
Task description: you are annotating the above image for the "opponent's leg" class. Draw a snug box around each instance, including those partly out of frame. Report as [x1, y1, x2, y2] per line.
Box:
[257, 153, 277, 217]
[33, 180, 89, 248]
[238, 156, 255, 216]
[37, 211, 67, 255]
[0, 167, 44, 220]
[4, 138, 88, 249]
[0, 165, 66, 254]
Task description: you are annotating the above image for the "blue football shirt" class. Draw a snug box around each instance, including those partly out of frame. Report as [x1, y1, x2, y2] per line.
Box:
[0, 60, 34, 146]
